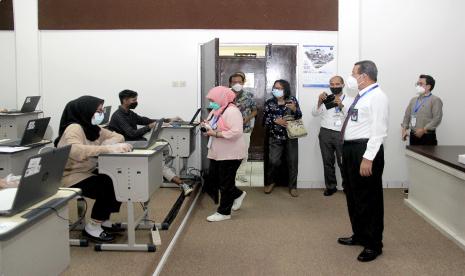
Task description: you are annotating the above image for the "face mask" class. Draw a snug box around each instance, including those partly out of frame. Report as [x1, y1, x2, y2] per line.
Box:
[415, 85, 426, 94]
[272, 89, 284, 98]
[128, 102, 138, 109]
[330, 87, 343, 94]
[208, 101, 221, 110]
[231, 83, 243, 92]
[91, 112, 104, 125]
[346, 75, 360, 90]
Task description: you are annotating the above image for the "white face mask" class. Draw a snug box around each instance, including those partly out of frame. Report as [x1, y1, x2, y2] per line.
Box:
[91, 112, 105, 125]
[346, 75, 359, 90]
[231, 83, 243, 92]
[415, 85, 426, 94]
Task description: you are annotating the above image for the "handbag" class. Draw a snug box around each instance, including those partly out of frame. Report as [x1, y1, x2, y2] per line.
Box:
[285, 118, 308, 139]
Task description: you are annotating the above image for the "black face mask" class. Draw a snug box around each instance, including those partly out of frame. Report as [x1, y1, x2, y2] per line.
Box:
[330, 87, 343, 94]
[128, 102, 138, 109]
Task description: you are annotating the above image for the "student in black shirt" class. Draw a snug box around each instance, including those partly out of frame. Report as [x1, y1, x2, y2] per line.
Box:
[109, 90, 193, 196]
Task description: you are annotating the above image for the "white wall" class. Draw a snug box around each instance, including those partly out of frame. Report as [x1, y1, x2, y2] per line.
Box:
[6, 0, 465, 188]
[360, 0, 465, 186]
[0, 31, 17, 108]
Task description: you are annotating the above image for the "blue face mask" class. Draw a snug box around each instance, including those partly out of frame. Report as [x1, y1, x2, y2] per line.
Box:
[91, 112, 105, 125]
[208, 101, 221, 110]
[272, 89, 284, 98]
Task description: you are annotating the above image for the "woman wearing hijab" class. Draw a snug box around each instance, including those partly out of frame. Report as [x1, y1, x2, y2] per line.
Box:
[201, 86, 247, 222]
[55, 95, 132, 242]
[263, 79, 302, 197]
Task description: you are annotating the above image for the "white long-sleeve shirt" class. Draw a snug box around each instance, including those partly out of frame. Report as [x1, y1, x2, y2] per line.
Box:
[343, 83, 389, 160]
[312, 93, 354, 131]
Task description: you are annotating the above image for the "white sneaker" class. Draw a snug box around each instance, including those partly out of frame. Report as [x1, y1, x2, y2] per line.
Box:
[180, 183, 193, 196]
[232, 191, 247, 211]
[206, 212, 231, 222]
[236, 175, 248, 182]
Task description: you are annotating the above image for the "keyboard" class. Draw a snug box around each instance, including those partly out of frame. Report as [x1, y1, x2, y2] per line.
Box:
[0, 140, 22, 147]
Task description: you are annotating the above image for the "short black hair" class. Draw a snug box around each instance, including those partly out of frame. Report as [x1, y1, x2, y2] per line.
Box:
[228, 72, 245, 84]
[273, 79, 291, 99]
[419, 74, 435, 91]
[119, 89, 138, 104]
[355, 60, 378, 82]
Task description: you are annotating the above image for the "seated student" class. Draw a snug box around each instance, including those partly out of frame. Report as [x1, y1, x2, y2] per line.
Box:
[109, 89, 193, 196]
[55, 95, 133, 243]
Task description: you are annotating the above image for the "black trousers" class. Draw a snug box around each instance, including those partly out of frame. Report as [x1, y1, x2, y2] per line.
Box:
[71, 173, 121, 221]
[410, 131, 437, 145]
[318, 127, 344, 189]
[342, 141, 384, 250]
[208, 159, 243, 215]
[267, 137, 299, 189]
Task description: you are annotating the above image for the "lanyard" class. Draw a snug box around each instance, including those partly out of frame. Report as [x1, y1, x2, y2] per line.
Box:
[413, 94, 432, 114]
[335, 95, 345, 113]
[350, 84, 379, 112]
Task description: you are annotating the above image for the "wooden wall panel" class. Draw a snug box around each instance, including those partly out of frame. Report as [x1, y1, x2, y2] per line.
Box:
[0, 0, 14, 30]
[39, 0, 338, 31]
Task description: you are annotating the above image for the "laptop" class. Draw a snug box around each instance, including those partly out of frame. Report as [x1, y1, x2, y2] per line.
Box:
[171, 108, 201, 126]
[100, 106, 112, 125]
[4, 96, 41, 114]
[126, 118, 164, 149]
[0, 145, 71, 217]
[0, 117, 51, 147]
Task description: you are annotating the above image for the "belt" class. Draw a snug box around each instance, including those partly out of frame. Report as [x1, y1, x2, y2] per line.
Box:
[343, 138, 369, 144]
[321, 127, 340, 133]
[411, 130, 436, 134]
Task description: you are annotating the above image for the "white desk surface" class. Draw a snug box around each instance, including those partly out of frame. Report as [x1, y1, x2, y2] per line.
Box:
[0, 140, 52, 154]
[99, 141, 168, 157]
[0, 188, 79, 240]
[0, 111, 43, 116]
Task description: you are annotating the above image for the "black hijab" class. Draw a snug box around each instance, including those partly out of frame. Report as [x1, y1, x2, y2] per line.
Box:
[54, 95, 104, 146]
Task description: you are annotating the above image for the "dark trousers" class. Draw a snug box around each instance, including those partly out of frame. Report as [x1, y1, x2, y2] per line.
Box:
[342, 141, 384, 250]
[71, 174, 121, 221]
[208, 159, 243, 215]
[267, 137, 298, 189]
[318, 127, 343, 189]
[410, 131, 437, 145]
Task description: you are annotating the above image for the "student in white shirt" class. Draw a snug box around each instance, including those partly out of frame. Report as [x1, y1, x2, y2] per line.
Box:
[337, 60, 389, 263]
[312, 76, 353, 196]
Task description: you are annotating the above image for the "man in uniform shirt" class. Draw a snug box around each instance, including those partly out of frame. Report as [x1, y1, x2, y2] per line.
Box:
[312, 76, 353, 196]
[229, 72, 257, 183]
[401, 74, 442, 145]
[109, 89, 193, 196]
[338, 60, 389, 262]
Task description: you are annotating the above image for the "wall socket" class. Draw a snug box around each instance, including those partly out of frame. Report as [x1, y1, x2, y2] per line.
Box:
[172, 81, 186, 87]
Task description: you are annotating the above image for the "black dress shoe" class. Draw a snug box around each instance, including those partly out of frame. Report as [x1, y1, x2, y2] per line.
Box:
[102, 224, 125, 233]
[357, 248, 382, 262]
[324, 188, 337, 196]
[82, 230, 115, 243]
[337, 236, 362, 246]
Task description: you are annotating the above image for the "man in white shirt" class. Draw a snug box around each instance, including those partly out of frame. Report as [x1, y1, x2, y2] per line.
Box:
[337, 60, 389, 263]
[312, 76, 353, 196]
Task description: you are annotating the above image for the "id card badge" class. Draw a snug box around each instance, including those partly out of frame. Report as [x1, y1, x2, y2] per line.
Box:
[334, 120, 342, 127]
[350, 109, 358, 122]
[207, 137, 212, 149]
[411, 115, 417, 128]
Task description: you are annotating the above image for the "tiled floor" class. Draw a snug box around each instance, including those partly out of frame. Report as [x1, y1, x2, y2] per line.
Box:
[236, 161, 264, 187]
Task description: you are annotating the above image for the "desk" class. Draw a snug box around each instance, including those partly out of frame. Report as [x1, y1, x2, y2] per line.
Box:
[405, 145, 465, 251]
[0, 188, 79, 276]
[0, 140, 52, 178]
[160, 125, 197, 177]
[0, 111, 43, 140]
[97, 142, 166, 251]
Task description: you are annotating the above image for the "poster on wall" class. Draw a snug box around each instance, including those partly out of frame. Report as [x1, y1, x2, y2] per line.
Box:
[302, 45, 337, 88]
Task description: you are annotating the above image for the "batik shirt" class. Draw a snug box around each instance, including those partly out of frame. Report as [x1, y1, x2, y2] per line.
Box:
[234, 89, 257, 133]
[263, 96, 302, 140]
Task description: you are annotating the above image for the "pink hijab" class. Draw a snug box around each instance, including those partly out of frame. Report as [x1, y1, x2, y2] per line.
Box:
[206, 86, 237, 131]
